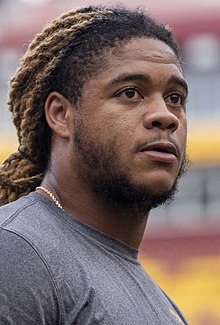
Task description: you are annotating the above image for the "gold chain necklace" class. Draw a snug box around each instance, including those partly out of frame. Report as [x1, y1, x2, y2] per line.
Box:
[36, 186, 64, 210]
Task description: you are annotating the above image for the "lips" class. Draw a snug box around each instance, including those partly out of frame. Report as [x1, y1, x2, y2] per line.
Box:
[138, 142, 178, 163]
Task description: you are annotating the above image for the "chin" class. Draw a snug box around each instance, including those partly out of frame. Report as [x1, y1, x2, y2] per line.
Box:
[137, 170, 177, 193]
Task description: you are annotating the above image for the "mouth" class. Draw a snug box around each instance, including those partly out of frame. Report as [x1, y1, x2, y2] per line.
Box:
[138, 142, 178, 163]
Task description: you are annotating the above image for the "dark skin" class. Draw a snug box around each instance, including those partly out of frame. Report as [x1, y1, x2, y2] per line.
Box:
[38, 38, 188, 248]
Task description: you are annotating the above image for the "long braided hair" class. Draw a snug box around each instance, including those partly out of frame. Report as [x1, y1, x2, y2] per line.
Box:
[0, 5, 181, 206]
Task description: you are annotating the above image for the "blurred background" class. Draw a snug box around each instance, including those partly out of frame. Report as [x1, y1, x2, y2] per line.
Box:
[0, 0, 220, 323]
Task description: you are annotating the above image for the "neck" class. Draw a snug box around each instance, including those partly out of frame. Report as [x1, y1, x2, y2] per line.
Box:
[40, 174, 149, 249]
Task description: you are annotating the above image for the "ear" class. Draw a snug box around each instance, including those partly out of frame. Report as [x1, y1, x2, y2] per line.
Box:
[45, 92, 73, 139]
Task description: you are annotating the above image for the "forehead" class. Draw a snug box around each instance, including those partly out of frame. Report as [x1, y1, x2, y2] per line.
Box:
[114, 37, 181, 72]
[86, 37, 184, 88]
[120, 37, 181, 67]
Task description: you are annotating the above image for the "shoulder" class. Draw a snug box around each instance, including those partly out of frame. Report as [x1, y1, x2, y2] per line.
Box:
[0, 193, 36, 225]
[0, 227, 60, 324]
[0, 193, 95, 323]
[0, 193, 66, 324]
[0, 192, 68, 247]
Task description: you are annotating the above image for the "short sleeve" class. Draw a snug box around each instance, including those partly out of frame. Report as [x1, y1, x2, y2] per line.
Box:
[0, 228, 60, 325]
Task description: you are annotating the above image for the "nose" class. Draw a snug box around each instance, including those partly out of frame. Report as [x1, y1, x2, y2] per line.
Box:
[143, 99, 179, 132]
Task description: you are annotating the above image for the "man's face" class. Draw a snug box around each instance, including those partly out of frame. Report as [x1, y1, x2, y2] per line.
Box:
[72, 37, 188, 213]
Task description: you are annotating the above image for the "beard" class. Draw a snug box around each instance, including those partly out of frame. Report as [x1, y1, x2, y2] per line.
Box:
[74, 117, 190, 218]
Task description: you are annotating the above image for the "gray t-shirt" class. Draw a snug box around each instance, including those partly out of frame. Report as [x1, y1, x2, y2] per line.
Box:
[0, 192, 188, 324]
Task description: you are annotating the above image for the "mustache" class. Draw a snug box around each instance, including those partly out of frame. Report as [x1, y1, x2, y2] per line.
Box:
[134, 135, 181, 157]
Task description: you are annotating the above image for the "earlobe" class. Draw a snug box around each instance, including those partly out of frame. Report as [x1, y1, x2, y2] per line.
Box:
[45, 91, 73, 139]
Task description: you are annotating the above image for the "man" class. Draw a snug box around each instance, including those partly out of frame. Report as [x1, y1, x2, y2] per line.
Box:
[0, 5, 189, 324]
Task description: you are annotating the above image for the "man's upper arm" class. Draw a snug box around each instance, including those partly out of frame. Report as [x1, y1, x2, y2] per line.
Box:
[0, 228, 60, 324]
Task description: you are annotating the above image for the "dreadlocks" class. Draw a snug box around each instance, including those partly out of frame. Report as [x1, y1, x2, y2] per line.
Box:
[0, 5, 181, 206]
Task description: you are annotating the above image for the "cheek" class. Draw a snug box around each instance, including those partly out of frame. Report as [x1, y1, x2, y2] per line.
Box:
[113, 115, 137, 145]
[177, 120, 187, 159]
[103, 118, 136, 165]
[98, 112, 136, 141]
[181, 119, 187, 144]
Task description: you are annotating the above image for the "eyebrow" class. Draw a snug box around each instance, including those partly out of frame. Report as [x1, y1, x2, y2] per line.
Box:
[107, 73, 150, 88]
[106, 73, 188, 95]
[167, 76, 188, 95]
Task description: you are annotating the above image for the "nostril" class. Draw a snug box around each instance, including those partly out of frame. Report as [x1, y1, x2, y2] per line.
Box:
[167, 123, 176, 130]
[143, 112, 179, 131]
[151, 120, 177, 130]
[152, 121, 162, 127]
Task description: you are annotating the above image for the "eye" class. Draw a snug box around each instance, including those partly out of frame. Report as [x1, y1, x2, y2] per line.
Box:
[115, 87, 142, 100]
[165, 93, 184, 106]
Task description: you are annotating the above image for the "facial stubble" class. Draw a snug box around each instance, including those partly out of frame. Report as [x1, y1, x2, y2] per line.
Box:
[73, 117, 189, 218]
